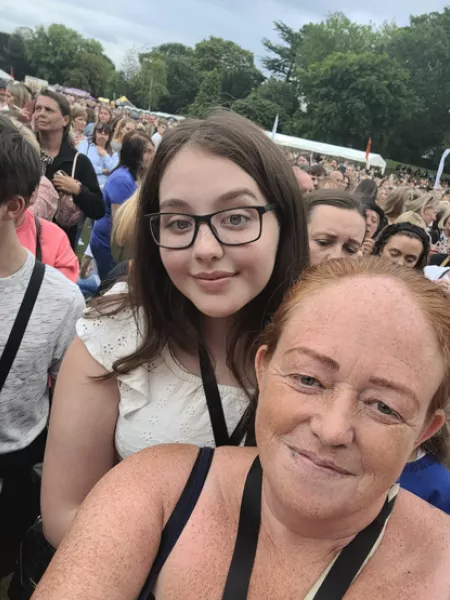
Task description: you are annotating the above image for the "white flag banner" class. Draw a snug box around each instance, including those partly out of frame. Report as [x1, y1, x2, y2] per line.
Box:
[434, 148, 450, 189]
[271, 114, 279, 139]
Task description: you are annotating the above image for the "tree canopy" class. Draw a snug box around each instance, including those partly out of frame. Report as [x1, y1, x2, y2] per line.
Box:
[2, 9, 450, 166]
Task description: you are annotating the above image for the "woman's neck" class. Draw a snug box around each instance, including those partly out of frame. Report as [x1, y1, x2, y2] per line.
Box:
[39, 130, 64, 157]
[201, 316, 234, 360]
[261, 477, 387, 558]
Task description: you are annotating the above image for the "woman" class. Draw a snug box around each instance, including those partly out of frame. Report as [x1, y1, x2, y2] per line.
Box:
[89, 131, 152, 279]
[111, 187, 139, 262]
[383, 187, 417, 225]
[40, 111, 309, 550]
[372, 223, 430, 270]
[306, 189, 366, 265]
[111, 117, 137, 153]
[5, 82, 32, 122]
[34, 90, 104, 249]
[354, 178, 378, 203]
[85, 105, 112, 141]
[405, 191, 439, 228]
[360, 199, 387, 254]
[33, 258, 450, 600]
[71, 104, 87, 146]
[77, 122, 119, 188]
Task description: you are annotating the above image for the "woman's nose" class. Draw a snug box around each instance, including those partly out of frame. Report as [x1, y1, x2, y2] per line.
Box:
[192, 223, 224, 261]
[309, 388, 355, 448]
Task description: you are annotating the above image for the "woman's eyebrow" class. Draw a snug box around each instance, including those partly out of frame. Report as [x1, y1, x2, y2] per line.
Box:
[159, 187, 259, 211]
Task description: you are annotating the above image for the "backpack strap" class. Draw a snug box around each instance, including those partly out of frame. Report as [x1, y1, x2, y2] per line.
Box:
[438, 267, 450, 280]
[34, 215, 42, 262]
[0, 261, 46, 392]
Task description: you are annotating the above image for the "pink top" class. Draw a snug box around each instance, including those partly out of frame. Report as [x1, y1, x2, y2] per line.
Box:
[16, 210, 80, 283]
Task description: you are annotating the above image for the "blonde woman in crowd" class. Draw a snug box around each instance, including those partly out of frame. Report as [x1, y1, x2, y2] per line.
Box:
[383, 187, 418, 225]
[111, 117, 137, 153]
[396, 211, 427, 229]
[405, 192, 439, 228]
[111, 188, 139, 263]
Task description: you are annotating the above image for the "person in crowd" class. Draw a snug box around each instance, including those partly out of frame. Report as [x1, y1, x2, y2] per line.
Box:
[89, 132, 153, 279]
[372, 223, 430, 270]
[0, 125, 85, 578]
[40, 111, 309, 549]
[33, 258, 450, 600]
[360, 199, 387, 256]
[293, 166, 314, 194]
[306, 189, 366, 266]
[435, 205, 450, 254]
[354, 178, 378, 203]
[151, 120, 168, 149]
[382, 187, 416, 225]
[296, 154, 309, 167]
[111, 117, 137, 154]
[329, 169, 346, 188]
[77, 122, 118, 188]
[306, 164, 326, 189]
[111, 187, 139, 263]
[4, 82, 32, 123]
[34, 90, 104, 249]
[405, 191, 439, 228]
[395, 210, 427, 229]
[85, 104, 112, 141]
[71, 105, 87, 146]
[317, 176, 343, 190]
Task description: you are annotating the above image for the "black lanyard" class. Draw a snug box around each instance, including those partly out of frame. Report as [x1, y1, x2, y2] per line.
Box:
[222, 456, 397, 600]
[198, 347, 251, 447]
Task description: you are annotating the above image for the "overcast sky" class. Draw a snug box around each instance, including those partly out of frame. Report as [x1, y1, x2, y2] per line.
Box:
[0, 0, 448, 67]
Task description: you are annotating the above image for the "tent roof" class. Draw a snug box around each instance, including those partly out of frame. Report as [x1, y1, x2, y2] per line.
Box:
[0, 69, 13, 81]
[266, 131, 387, 171]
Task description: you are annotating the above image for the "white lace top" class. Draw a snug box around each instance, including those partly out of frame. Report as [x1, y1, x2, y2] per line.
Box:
[76, 284, 250, 459]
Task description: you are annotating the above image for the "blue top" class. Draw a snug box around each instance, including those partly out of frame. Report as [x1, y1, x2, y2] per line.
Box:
[399, 454, 450, 514]
[90, 167, 137, 247]
[77, 140, 119, 188]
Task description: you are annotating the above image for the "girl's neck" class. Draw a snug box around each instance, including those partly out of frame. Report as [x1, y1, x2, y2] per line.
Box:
[201, 316, 234, 360]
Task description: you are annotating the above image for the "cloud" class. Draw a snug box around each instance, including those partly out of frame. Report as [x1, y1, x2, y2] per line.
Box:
[0, 0, 448, 67]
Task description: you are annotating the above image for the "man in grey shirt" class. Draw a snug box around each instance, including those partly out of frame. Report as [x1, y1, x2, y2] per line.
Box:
[0, 119, 85, 576]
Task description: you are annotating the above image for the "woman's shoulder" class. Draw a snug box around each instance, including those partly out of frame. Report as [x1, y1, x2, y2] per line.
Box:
[392, 489, 450, 556]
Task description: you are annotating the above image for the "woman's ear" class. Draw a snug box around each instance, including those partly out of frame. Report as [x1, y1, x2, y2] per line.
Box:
[416, 409, 447, 448]
[255, 345, 269, 391]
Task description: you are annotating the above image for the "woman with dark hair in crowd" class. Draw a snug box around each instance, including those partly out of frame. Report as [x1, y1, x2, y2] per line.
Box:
[372, 223, 430, 270]
[34, 89, 104, 249]
[88, 131, 154, 279]
[85, 104, 112, 141]
[305, 189, 366, 265]
[354, 177, 378, 203]
[41, 110, 309, 549]
[360, 199, 388, 255]
[77, 122, 118, 188]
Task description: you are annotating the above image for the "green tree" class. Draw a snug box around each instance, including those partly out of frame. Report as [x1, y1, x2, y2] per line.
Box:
[262, 21, 302, 82]
[296, 52, 416, 152]
[135, 53, 168, 110]
[384, 9, 450, 163]
[188, 68, 223, 118]
[258, 77, 299, 120]
[232, 93, 280, 129]
[142, 44, 199, 114]
[194, 37, 263, 103]
[0, 28, 34, 80]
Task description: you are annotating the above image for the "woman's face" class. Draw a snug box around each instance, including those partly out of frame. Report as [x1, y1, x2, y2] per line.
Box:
[422, 203, 437, 226]
[380, 234, 423, 268]
[365, 209, 380, 239]
[255, 277, 445, 522]
[73, 115, 87, 132]
[308, 205, 366, 266]
[124, 120, 137, 136]
[95, 129, 109, 147]
[158, 147, 280, 319]
[99, 107, 110, 123]
[141, 142, 154, 172]
[443, 217, 450, 237]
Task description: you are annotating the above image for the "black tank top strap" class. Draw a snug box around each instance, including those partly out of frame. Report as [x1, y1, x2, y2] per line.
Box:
[137, 447, 215, 600]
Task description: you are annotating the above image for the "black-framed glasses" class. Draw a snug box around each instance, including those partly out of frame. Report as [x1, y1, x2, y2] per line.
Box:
[146, 204, 277, 249]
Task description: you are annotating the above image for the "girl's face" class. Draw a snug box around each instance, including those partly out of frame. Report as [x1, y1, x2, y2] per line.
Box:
[158, 147, 281, 319]
[380, 234, 423, 268]
[443, 217, 450, 237]
[99, 107, 110, 123]
[74, 115, 87, 132]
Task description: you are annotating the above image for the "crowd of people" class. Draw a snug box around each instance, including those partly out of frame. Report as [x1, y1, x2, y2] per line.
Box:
[0, 82, 449, 600]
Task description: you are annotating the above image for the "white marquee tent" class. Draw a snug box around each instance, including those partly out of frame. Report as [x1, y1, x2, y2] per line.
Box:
[266, 131, 387, 173]
[0, 69, 13, 81]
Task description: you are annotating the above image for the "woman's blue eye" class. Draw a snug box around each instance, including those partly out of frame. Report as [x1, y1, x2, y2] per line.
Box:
[375, 402, 395, 416]
[298, 375, 322, 388]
